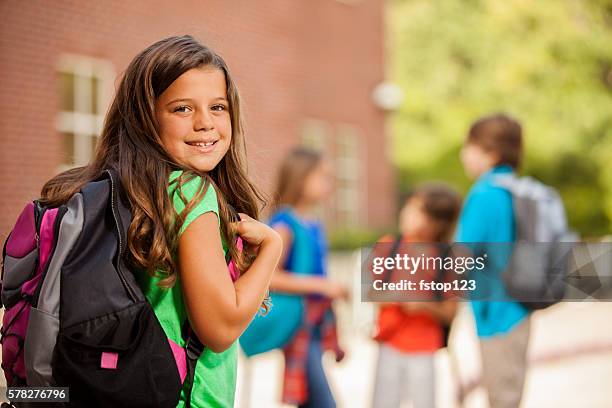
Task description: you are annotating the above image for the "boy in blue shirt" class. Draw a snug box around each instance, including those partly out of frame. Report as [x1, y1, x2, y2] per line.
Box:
[455, 113, 530, 408]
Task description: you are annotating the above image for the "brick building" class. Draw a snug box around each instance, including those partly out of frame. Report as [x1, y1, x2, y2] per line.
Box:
[0, 0, 396, 241]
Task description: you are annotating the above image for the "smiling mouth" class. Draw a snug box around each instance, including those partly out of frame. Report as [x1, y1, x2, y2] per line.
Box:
[185, 140, 218, 153]
[186, 140, 217, 148]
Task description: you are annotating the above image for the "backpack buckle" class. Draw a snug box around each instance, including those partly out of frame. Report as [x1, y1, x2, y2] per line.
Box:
[184, 336, 205, 361]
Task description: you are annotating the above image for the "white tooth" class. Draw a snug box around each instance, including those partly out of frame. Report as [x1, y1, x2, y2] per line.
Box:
[191, 141, 214, 147]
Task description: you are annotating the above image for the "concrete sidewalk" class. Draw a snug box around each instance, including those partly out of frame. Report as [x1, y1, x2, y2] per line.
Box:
[0, 289, 610, 407]
[236, 302, 612, 408]
[0, 303, 610, 407]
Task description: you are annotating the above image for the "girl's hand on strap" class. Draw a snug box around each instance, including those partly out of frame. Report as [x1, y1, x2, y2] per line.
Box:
[234, 212, 280, 249]
[179, 211, 281, 353]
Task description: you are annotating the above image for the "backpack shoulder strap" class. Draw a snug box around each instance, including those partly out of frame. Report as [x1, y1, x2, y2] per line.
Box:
[383, 234, 403, 284]
[224, 204, 240, 264]
[182, 322, 205, 408]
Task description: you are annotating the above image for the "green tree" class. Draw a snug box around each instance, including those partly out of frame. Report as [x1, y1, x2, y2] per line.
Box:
[390, 0, 612, 237]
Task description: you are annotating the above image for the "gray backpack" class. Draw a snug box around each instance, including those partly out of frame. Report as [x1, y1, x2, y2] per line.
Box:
[494, 175, 578, 309]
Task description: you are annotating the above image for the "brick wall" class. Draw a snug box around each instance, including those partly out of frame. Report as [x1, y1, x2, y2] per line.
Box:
[0, 0, 396, 240]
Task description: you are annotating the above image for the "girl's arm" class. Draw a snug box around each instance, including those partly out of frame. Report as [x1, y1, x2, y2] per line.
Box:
[179, 212, 282, 353]
[268, 224, 347, 299]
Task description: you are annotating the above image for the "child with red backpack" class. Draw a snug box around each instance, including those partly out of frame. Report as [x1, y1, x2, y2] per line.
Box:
[371, 183, 460, 408]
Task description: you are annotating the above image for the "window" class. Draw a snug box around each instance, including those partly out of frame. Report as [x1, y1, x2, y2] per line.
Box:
[300, 119, 362, 227]
[334, 0, 364, 5]
[335, 124, 361, 226]
[301, 119, 329, 152]
[301, 119, 331, 221]
[57, 55, 113, 169]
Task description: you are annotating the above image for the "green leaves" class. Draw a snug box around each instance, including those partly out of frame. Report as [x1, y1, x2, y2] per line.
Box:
[390, 0, 612, 236]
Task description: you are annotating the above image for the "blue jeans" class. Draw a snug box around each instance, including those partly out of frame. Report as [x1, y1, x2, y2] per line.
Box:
[298, 337, 336, 408]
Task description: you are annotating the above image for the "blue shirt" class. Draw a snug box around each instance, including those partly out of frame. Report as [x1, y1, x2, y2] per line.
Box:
[240, 207, 329, 356]
[455, 165, 529, 338]
[269, 207, 328, 277]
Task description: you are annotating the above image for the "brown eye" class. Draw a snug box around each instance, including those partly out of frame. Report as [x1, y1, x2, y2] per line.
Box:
[174, 105, 191, 113]
[211, 104, 227, 112]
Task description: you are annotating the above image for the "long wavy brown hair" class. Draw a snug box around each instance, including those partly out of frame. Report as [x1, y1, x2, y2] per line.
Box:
[272, 147, 323, 210]
[40, 35, 265, 288]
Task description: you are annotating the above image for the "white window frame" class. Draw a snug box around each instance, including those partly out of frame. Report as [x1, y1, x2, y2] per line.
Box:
[335, 124, 362, 226]
[301, 119, 331, 152]
[300, 118, 332, 221]
[56, 54, 114, 170]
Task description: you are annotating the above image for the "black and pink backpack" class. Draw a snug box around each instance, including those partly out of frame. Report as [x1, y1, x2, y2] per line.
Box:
[1, 170, 230, 407]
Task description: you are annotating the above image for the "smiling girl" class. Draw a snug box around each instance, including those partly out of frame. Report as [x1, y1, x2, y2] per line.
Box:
[40, 35, 282, 407]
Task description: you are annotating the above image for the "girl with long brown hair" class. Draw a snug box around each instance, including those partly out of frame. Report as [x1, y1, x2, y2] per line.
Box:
[40, 35, 281, 407]
[241, 147, 347, 408]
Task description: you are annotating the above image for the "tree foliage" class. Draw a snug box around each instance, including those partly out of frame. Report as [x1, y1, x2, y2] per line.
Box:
[390, 0, 612, 237]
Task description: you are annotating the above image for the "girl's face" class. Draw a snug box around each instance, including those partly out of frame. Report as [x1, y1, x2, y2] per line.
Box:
[155, 67, 231, 172]
[301, 160, 334, 206]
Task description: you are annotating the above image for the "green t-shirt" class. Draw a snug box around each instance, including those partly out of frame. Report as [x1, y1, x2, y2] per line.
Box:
[137, 170, 237, 408]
